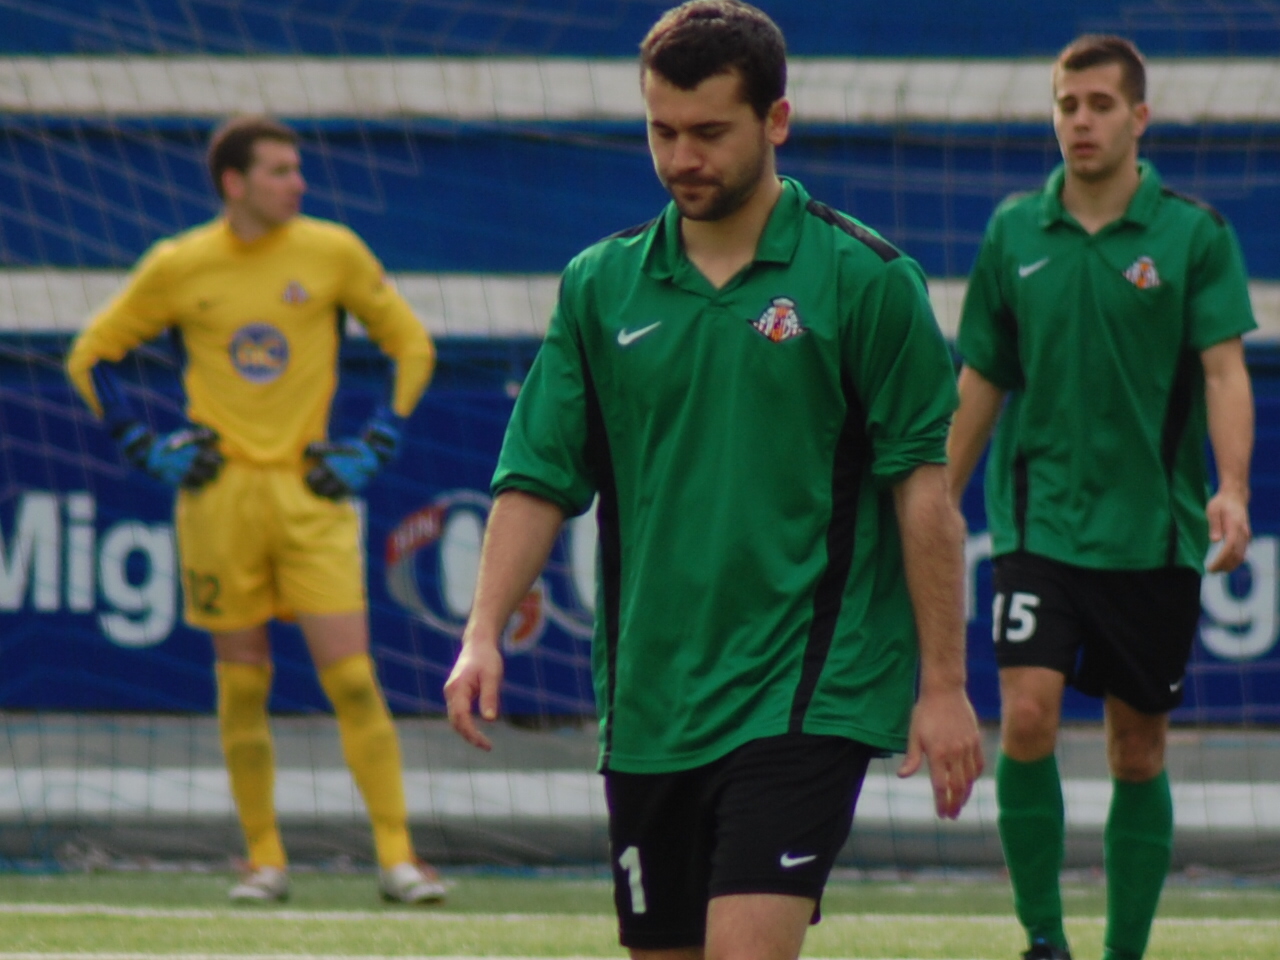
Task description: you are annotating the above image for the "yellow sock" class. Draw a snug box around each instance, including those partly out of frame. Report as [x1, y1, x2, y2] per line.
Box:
[319, 654, 414, 869]
[216, 661, 285, 869]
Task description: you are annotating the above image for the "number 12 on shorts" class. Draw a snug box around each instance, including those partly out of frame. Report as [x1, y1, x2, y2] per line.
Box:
[993, 591, 1040, 643]
[618, 845, 647, 914]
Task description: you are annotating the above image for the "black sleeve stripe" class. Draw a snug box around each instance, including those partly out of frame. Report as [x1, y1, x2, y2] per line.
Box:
[1160, 347, 1199, 565]
[789, 371, 871, 732]
[578, 341, 623, 769]
[603, 217, 658, 242]
[805, 199, 903, 263]
[1160, 187, 1226, 227]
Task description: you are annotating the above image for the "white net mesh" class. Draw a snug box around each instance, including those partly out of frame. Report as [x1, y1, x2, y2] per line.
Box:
[0, 0, 1278, 871]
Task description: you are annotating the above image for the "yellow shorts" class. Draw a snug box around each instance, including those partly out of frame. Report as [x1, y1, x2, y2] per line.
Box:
[174, 461, 366, 632]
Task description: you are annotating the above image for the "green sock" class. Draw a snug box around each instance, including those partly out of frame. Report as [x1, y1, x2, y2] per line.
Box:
[1103, 771, 1173, 960]
[997, 752, 1068, 950]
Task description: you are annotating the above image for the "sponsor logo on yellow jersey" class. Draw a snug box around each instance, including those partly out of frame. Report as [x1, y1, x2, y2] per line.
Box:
[229, 323, 289, 383]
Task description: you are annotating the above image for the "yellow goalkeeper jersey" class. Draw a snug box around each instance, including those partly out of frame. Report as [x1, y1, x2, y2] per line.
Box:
[67, 215, 434, 466]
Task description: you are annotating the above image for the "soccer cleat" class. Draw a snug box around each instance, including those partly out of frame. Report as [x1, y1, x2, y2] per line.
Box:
[228, 865, 290, 903]
[378, 861, 447, 904]
[1021, 940, 1072, 960]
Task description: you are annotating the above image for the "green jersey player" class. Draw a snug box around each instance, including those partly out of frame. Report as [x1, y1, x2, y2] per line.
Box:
[446, 4, 983, 960]
[948, 35, 1255, 960]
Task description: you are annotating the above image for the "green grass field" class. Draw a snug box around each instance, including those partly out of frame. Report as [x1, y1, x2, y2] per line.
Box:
[2, 871, 1278, 959]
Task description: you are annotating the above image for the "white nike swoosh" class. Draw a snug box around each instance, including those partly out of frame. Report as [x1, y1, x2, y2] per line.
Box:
[779, 853, 817, 869]
[1170, 679, 1185, 693]
[1018, 257, 1051, 278]
[617, 322, 662, 346]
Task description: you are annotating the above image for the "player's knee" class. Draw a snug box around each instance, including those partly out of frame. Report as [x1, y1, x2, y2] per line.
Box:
[1108, 731, 1165, 782]
[1000, 695, 1058, 759]
[215, 664, 272, 759]
[320, 654, 386, 715]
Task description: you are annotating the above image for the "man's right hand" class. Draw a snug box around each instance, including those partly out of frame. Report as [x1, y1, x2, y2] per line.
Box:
[91, 363, 224, 490]
[444, 639, 505, 751]
[134, 423, 224, 489]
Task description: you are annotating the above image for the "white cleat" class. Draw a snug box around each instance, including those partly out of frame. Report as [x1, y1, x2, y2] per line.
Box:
[378, 861, 446, 904]
[228, 865, 290, 903]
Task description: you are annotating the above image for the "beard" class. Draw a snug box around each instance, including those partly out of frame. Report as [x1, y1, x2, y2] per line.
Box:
[1067, 153, 1126, 184]
[660, 144, 767, 222]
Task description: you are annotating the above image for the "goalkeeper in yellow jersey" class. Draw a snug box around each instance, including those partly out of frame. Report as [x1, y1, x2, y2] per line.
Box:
[66, 115, 444, 905]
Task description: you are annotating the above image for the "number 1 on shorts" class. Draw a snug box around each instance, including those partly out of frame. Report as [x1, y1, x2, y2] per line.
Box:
[618, 845, 647, 914]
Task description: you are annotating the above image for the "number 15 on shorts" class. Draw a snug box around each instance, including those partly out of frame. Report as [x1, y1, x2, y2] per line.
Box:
[993, 591, 1040, 643]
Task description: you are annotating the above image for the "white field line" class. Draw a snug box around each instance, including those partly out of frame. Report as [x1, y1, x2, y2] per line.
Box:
[0, 956, 611, 960]
[0, 957, 994, 960]
[0, 956, 661, 960]
[2, 904, 1278, 928]
[5, 271, 1280, 342]
[5, 768, 1280, 832]
[2, 956, 983, 960]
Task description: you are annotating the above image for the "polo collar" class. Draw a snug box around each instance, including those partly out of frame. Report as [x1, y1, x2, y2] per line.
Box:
[1039, 160, 1163, 230]
[643, 176, 807, 282]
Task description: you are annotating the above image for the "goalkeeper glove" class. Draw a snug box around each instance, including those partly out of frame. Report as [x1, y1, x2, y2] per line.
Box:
[90, 363, 224, 490]
[304, 406, 405, 500]
[138, 424, 224, 489]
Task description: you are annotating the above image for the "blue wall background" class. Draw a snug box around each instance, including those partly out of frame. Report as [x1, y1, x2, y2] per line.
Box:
[2, 1, 1278, 723]
[3, 122, 1279, 280]
[1, 338, 1279, 724]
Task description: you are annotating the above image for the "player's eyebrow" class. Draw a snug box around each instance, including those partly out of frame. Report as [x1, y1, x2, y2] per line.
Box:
[649, 119, 732, 135]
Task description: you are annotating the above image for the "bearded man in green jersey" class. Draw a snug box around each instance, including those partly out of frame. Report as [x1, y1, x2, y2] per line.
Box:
[445, 3, 983, 959]
[948, 35, 1255, 960]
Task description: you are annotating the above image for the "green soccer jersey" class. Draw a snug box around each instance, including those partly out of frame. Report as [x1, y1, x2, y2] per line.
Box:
[493, 178, 958, 773]
[958, 161, 1256, 571]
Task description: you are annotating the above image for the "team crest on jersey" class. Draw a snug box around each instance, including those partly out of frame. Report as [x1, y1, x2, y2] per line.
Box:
[281, 280, 310, 304]
[1123, 256, 1161, 289]
[229, 323, 289, 384]
[751, 296, 807, 342]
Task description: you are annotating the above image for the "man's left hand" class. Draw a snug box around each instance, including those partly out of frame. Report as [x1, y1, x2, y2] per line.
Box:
[305, 407, 404, 500]
[1206, 490, 1251, 573]
[897, 686, 984, 820]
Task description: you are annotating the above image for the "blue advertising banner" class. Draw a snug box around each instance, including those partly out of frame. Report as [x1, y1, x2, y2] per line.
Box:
[1, 337, 1278, 723]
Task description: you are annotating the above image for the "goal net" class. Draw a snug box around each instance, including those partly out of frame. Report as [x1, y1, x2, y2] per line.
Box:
[1, 0, 1278, 873]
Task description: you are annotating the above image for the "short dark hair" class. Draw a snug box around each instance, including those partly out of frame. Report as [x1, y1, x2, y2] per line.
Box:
[1054, 34, 1146, 105]
[640, 0, 786, 119]
[206, 115, 298, 199]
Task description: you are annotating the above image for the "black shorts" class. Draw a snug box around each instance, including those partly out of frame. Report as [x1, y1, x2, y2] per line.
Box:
[604, 733, 873, 950]
[991, 551, 1201, 713]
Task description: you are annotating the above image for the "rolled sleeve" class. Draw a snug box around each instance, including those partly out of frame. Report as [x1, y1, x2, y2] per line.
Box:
[1186, 219, 1257, 351]
[491, 273, 598, 517]
[847, 257, 957, 486]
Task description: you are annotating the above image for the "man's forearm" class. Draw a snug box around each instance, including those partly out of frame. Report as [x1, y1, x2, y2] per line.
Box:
[464, 490, 566, 645]
[893, 464, 969, 692]
[945, 366, 1006, 505]
[1203, 340, 1254, 500]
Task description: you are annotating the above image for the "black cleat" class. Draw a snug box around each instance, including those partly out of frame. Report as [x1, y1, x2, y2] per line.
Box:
[1022, 940, 1072, 960]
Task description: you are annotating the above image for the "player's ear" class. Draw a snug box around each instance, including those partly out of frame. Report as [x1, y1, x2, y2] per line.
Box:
[766, 97, 791, 147]
[221, 168, 246, 202]
[1132, 100, 1150, 138]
